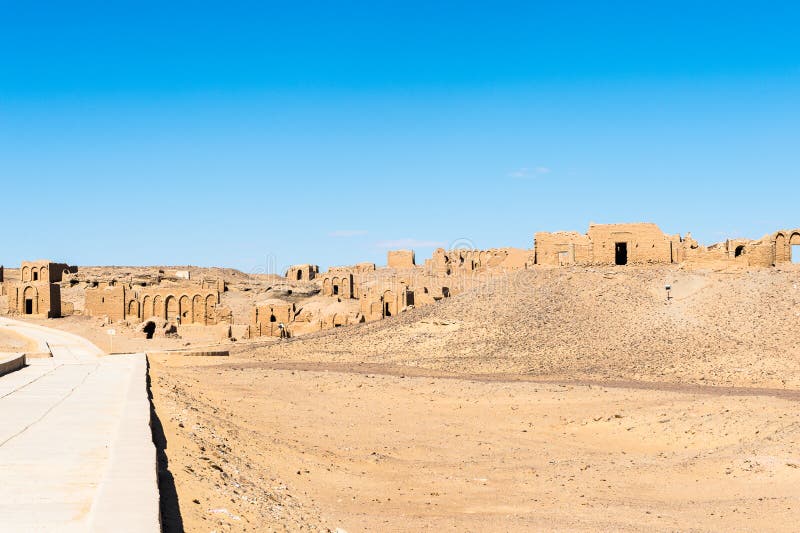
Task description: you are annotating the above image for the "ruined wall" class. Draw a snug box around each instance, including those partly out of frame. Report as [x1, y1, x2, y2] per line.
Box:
[535, 223, 677, 266]
[251, 301, 296, 337]
[20, 261, 73, 283]
[286, 264, 319, 281]
[387, 250, 415, 269]
[85, 284, 129, 322]
[6, 282, 61, 318]
[586, 223, 675, 264]
[534, 232, 592, 266]
[359, 281, 413, 321]
[769, 229, 800, 265]
[138, 288, 222, 325]
[320, 272, 356, 298]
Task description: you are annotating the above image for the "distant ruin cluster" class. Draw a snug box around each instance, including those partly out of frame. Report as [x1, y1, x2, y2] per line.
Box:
[0, 222, 798, 341]
[534, 223, 800, 267]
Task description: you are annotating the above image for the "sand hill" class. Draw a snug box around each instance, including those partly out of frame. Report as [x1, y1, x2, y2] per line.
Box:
[239, 266, 800, 388]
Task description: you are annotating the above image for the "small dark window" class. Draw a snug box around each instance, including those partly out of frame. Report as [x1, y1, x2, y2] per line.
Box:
[735, 245, 745, 257]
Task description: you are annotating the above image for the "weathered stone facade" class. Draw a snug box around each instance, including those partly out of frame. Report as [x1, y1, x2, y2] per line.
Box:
[535, 223, 682, 266]
[85, 282, 223, 326]
[286, 264, 319, 281]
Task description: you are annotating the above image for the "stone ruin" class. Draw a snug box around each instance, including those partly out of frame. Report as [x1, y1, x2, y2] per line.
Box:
[1, 260, 77, 318]
[0, 222, 797, 342]
[534, 222, 800, 268]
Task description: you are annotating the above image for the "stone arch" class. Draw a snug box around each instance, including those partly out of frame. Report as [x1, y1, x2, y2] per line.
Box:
[153, 295, 163, 319]
[165, 295, 178, 322]
[21, 266, 30, 282]
[383, 290, 396, 317]
[192, 295, 204, 324]
[323, 278, 332, 296]
[791, 232, 800, 264]
[40, 266, 48, 281]
[179, 295, 191, 324]
[775, 233, 787, 263]
[128, 300, 139, 319]
[205, 294, 216, 324]
[22, 285, 38, 314]
[332, 277, 341, 296]
[142, 296, 152, 318]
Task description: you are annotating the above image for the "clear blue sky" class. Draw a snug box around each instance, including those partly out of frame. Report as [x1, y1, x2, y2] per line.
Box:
[1, 1, 798, 272]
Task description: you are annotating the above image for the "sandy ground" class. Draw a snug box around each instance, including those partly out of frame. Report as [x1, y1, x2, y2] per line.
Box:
[148, 357, 800, 532]
[10, 265, 800, 531]
[144, 266, 800, 531]
[0, 327, 38, 352]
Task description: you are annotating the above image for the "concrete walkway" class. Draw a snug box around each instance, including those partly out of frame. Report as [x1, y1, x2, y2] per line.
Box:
[0, 317, 160, 532]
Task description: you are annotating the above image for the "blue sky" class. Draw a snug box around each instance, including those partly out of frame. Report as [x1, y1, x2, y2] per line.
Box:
[1, 1, 798, 272]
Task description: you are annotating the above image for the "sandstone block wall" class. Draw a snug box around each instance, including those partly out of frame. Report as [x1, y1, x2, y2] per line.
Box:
[387, 250, 415, 269]
[286, 264, 319, 281]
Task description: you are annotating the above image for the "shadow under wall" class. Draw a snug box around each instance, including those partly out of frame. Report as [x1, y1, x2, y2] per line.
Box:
[146, 359, 185, 533]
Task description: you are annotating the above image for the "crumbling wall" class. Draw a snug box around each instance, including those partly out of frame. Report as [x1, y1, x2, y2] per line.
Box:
[285, 264, 319, 281]
[387, 250, 415, 269]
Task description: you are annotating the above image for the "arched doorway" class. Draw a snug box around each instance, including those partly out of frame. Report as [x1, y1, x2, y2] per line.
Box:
[193, 295, 204, 324]
[128, 300, 139, 319]
[23, 286, 38, 314]
[142, 296, 152, 318]
[179, 295, 191, 324]
[791, 233, 800, 264]
[153, 296, 163, 319]
[165, 296, 178, 322]
[775, 233, 787, 263]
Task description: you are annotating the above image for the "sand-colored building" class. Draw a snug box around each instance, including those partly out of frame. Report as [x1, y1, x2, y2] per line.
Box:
[85, 282, 223, 326]
[250, 300, 296, 337]
[3, 260, 74, 318]
[534, 223, 683, 266]
[286, 264, 319, 281]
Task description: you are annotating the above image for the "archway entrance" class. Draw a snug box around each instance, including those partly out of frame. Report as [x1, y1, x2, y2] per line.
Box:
[25, 299, 33, 315]
[615, 242, 628, 265]
[735, 245, 745, 258]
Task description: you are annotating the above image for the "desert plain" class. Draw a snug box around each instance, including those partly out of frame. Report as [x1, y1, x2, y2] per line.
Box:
[135, 265, 800, 532]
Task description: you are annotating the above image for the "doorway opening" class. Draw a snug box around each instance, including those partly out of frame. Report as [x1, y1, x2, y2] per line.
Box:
[792, 245, 800, 264]
[384, 302, 392, 317]
[615, 242, 628, 266]
[333, 285, 339, 295]
[32, 272, 39, 281]
[297, 270, 303, 280]
[735, 245, 745, 258]
[143, 321, 156, 339]
[24, 299, 33, 315]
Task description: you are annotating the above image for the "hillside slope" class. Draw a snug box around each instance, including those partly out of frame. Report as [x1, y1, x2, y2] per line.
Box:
[239, 266, 800, 387]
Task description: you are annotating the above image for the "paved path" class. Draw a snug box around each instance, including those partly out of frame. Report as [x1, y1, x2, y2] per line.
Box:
[0, 317, 160, 532]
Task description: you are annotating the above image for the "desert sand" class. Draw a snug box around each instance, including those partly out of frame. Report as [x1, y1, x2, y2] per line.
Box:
[145, 266, 800, 532]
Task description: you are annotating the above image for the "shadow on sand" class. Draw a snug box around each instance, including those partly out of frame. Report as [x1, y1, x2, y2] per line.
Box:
[146, 359, 184, 533]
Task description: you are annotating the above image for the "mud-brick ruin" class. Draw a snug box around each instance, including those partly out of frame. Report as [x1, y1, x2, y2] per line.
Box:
[1, 260, 77, 318]
[0, 222, 798, 342]
[534, 223, 800, 267]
